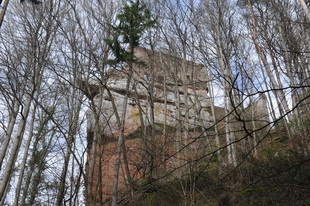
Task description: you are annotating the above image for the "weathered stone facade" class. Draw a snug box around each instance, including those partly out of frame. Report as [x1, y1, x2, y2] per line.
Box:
[84, 47, 213, 205]
[83, 47, 272, 205]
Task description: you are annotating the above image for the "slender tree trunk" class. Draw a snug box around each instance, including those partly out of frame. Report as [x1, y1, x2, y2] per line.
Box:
[208, 72, 221, 158]
[56, 91, 83, 206]
[148, 56, 156, 178]
[163, 75, 168, 170]
[0, 93, 33, 201]
[86, 131, 97, 204]
[106, 84, 133, 190]
[250, 96, 258, 157]
[56, 139, 73, 206]
[0, 76, 27, 170]
[13, 103, 37, 206]
[111, 65, 133, 206]
[174, 69, 182, 170]
[247, 0, 293, 146]
[181, 50, 189, 151]
[298, 0, 310, 22]
[20, 148, 36, 206]
[85, 77, 110, 204]
[0, 0, 9, 28]
[27, 140, 52, 206]
[215, 3, 237, 166]
[263, 27, 291, 122]
[246, 63, 258, 157]
[133, 83, 148, 176]
[86, 98, 103, 204]
[247, 0, 290, 119]
[0, 102, 20, 170]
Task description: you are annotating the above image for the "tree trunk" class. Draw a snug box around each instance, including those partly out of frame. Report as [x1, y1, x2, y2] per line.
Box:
[13, 103, 37, 206]
[0, 102, 20, 170]
[215, 2, 237, 166]
[56, 91, 83, 206]
[111, 65, 133, 206]
[247, 0, 290, 119]
[208, 72, 221, 158]
[0, 0, 9, 28]
[298, 0, 310, 22]
[0, 77, 27, 170]
[0, 93, 33, 201]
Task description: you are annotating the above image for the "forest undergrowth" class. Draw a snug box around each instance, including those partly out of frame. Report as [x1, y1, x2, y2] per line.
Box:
[127, 134, 310, 206]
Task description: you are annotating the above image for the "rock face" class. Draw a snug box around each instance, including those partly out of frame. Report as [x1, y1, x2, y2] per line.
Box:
[87, 47, 211, 137]
[87, 76, 211, 138]
[84, 47, 213, 205]
[83, 47, 273, 205]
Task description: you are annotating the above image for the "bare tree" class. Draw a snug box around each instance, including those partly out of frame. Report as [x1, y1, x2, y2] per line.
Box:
[0, 1, 61, 202]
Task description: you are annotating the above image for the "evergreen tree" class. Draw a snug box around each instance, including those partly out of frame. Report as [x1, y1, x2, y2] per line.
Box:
[106, 1, 157, 205]
[106, 0, 157, 64]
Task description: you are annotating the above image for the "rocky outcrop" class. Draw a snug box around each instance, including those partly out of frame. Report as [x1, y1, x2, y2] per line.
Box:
[86, 76, 212, 138]
[84, 47, 213, 204]
[83, 47, 275, 205]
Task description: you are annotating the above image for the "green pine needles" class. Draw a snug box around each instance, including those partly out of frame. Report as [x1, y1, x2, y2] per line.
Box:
[106, 0, 157, 64]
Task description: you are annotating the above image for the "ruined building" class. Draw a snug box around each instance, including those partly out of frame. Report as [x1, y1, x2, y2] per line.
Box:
[82, 47, 270, 205]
